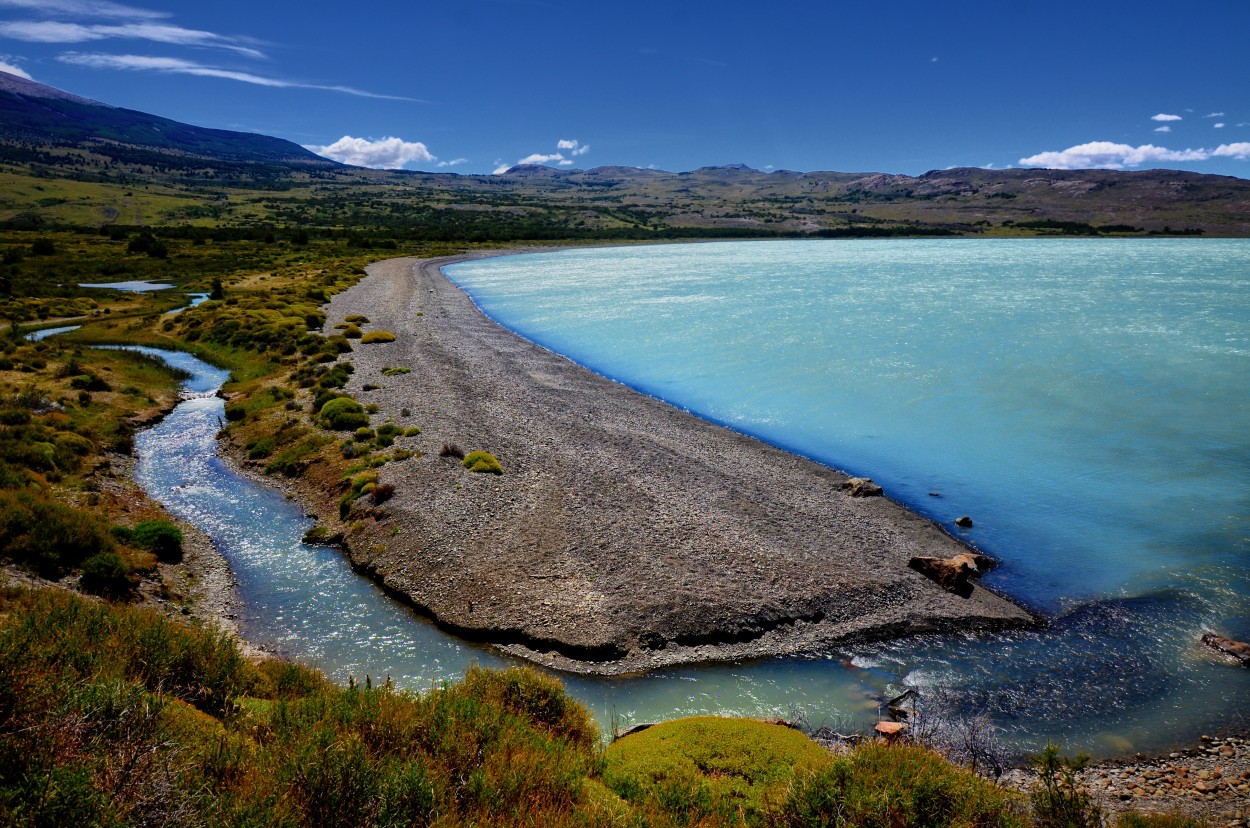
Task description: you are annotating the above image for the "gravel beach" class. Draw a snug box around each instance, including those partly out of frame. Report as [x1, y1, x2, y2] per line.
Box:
[315, 252, 1036, 674]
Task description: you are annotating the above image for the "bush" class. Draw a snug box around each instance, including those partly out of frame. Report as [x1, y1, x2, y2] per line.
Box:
[345, 314, 370, 323]
[779, 741, 1027, 828]
[341, 324, 363, 339]
[0, 489, 116, 575]
[371, 483, 395, 505]
[1030, 743, 1102, 828]
[319, 397, 370, 431]
[127, 520, 184, 563]
[360, 331, 396, 344]
[463, 450, 503, 475]
[79, 551, 132, 595]
[381, 366, 410, 376]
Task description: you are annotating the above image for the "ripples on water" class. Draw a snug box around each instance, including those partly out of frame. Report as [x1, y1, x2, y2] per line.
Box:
[125, 239, 1250, 757]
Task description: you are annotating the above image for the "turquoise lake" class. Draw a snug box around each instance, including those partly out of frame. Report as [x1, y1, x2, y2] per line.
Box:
[130, 239, 1250, 759]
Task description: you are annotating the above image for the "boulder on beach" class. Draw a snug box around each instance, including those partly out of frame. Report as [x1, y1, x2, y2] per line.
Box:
[908, 552, 993, 598]
[840, 477, 883, 497]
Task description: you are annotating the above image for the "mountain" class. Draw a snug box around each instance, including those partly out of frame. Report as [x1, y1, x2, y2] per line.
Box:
[1, 72, 1248, 236]
[0, 71, 334, 167]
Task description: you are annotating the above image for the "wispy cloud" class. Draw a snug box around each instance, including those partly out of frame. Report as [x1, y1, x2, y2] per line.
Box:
[1019, 140, 1250, 170]
[1214, 123, 1225, 129]
[1205, 112, 1225, 118]
[437, 157, 468, 167]
[1150, 113, 1182, 122]
[0, 54, 29, 78]
[0, 0, 166, 20]
[1154, 126, 1171, 133]
[3, 0, 414, 101]
[57, 52, 414, 99]
[558, 138, 590, 156]
[0, 20, 263, 57]
[305, 135, 435, 169]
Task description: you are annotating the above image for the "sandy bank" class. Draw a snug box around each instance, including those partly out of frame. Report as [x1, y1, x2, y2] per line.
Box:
[318, 252, 1035, 674]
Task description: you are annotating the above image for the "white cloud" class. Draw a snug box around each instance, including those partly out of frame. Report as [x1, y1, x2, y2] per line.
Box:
[0, 20, 263, 57]
[0, 0, 166, 20]
[557, 138, 591, 156]
[436, 157, 468, 167]
[0, 57, 30, 78]
[499, 139, 592, 172]
[1205, 112, 1225, 118]
[1213, 143, 1250, 160]
[306, 135, 435, 169]
[1154, 125, 1171, 133]
[56, 52, 412, 99]
[517, 152, 564, 165]
[1151, 113, 1182, 122]
[1214, 123, 1225, 129]
[1018, 141, 1211, 170]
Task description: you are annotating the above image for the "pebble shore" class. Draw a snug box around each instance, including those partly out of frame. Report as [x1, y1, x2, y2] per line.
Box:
[309, 253, 1036, 674]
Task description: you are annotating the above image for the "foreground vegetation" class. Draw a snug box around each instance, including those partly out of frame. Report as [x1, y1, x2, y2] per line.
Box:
[0, 587, 1209, 827]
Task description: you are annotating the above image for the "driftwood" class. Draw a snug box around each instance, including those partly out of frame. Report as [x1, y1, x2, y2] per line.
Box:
[1201, 633, 1250, 666]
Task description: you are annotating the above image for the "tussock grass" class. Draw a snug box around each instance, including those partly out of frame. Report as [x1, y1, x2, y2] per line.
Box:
[462, 449, 503, 475]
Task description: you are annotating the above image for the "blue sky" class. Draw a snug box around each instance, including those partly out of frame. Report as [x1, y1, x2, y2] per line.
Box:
[1, 0, 1248, 178]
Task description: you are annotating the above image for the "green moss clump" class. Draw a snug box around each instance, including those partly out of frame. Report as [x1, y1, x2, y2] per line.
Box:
[318, 397, 369, 431]
[606, 717, 830, 823]
[114, 519, 183, 563]
[344, 314, 370, 323]
[340, 324, 363, 339]
[462, 450, 503, 475]
[381, 366, 410, 376]
[360, 331, 396, 344]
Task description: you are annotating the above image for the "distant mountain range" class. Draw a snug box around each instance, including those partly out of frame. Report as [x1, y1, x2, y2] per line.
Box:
[2, 71, 1248, 236]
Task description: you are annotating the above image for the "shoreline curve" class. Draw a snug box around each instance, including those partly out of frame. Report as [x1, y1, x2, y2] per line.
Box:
[297, 250, 1038, 675]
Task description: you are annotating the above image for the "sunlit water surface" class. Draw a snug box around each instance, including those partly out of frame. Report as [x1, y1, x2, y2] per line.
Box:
[129, 239, 1250, 756]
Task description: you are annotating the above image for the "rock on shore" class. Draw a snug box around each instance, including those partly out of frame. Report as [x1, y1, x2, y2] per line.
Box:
[315, 254, 1036, 674]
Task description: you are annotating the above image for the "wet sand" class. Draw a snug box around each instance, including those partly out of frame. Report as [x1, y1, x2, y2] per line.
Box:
[318, 252, 1036, 674]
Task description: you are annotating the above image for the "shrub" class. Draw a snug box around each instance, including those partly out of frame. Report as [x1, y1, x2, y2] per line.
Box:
[371, 483, 395, 505]
[319, 397, 370, 431]
[779, 741, 1027, 828]
[360, 331, 396, 344]
[1030, 743, 1102, 828]
[381, 366, 411, 376]
[354, 427, 375, 442]
[224, 404, 247, 422]
[128, 520, 184, 563]
[341, 324, 363, 339]
[344, 314, 370, 323]
[79, 551, 132, 595]
[463, 450, 503, 475]
[0, 489, 116, 575]
[440, 443, 464, 459]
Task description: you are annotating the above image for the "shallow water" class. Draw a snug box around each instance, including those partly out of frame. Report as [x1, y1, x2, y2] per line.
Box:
[127, 239, 1250, 757]
[79, 280, 173, 292]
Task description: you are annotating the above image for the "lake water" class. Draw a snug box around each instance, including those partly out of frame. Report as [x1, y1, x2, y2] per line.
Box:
[127, 239, 1250, 758]
[444, 239, 1250, 751]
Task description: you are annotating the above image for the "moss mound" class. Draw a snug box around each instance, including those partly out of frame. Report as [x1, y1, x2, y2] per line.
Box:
[462, 450, 503, 475]
[605, 717, 830, 822]
[360, 330, 396, 344]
